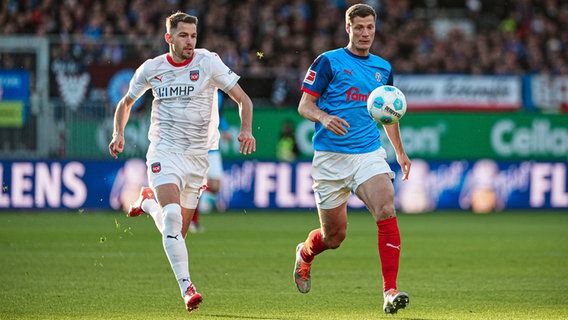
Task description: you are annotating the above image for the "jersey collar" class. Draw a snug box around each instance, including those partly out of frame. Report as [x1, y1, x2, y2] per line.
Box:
[343, 47, 370, 60]
[167, 53, 193, 67]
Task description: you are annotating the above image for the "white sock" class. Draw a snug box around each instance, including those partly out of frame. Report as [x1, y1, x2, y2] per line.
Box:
[178, 277, 192, 297]
[161, 203, 190, 296]
[141, 198, 164, 233]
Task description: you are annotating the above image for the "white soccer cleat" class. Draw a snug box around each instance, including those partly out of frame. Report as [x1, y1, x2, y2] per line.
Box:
[383, 288, 409, 314]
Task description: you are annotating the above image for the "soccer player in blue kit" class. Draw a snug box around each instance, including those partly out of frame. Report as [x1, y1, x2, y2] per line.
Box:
[293, 3, 412, 315]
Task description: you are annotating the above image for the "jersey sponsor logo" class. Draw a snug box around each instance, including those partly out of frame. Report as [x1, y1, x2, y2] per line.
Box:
[156, 86, 195, 98]
[345, 87, 370, 102]
[190, 70, 199, 81]
[151, 162, 161, 173]
[304, 70, 316, 85]
[375, 72, 382, 82]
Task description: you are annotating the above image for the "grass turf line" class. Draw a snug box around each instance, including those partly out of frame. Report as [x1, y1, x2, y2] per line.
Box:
[0, 210, 567, 319]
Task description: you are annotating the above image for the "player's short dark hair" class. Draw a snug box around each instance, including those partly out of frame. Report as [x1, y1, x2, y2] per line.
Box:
[345, 3, 376, 25]
[166, 11, 198, 32]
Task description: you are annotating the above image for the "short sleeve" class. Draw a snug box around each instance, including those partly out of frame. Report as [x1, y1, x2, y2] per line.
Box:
[300, 54, 332, 98]
[210, 53, 240, 93]
[127, 61, 151, 101]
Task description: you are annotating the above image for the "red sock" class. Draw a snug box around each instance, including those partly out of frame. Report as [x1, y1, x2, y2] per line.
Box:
[377, 217, 400, 291]
[191, 205, 199, 224]
[300, 229, 328, 264]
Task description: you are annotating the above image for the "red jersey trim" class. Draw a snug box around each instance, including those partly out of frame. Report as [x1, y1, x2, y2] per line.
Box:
[167, 54, 193, 67]
[301, 87, 321, 98]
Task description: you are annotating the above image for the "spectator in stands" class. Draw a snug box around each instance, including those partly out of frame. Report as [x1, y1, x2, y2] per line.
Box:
[2, 0, 567, 79]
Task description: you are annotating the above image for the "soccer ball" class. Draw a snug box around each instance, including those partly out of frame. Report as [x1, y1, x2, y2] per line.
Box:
[366, 85, 407, 125]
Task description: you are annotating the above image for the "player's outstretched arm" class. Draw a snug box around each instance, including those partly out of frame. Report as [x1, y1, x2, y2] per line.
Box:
[109, 95, 136, 159]
[298, 92, 349, 136]
[227, 84, 256, 155]
[383, 123, 411, 180]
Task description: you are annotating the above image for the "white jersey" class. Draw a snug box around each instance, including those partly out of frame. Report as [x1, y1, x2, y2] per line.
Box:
[127, 49, 240, 156]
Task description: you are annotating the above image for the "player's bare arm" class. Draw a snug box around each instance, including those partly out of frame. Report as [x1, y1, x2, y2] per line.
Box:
[109, 95, 136, 159]
[383, 123, 411, 180]
[298, 92, 350, 136]
[227, 84, 256, 155]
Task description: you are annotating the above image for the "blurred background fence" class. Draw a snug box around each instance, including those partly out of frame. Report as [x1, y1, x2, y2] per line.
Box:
[0, 0, 567, 212]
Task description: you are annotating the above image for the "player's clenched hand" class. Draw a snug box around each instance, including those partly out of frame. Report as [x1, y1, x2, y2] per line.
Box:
[109, 134, 125, 159]
[322, 115, 350, 136]
[238, 131, 256, 155]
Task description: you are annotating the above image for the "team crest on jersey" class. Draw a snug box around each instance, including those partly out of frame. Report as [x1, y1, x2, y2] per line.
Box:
[151, 162, 161, 173]
[304, 70, 316, 85]
[190, 70, 199, 81]
[375, 72, 382, 82]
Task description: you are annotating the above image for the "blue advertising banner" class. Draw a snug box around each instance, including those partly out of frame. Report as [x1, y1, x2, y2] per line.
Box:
[0, 160, 122, 210]
[392, 160, 568, 212]
[0, 70, 30, 127]
[220, 160, 568, 212]
[0, 70, 29, 100]
[1, 159, 566, 211]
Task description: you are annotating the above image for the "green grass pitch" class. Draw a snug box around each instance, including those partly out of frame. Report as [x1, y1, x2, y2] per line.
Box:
[0, 210, 567, 319]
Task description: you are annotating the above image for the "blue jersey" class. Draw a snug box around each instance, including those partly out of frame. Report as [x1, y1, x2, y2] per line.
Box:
[301, 48, 393, 153]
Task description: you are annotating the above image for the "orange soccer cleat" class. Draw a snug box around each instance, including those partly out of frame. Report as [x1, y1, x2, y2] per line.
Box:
[128, 187, 155, 217]
[293, 242, 312, 293]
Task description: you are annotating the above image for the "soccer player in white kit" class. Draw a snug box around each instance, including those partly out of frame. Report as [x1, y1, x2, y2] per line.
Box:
[108, 11, 256, 313]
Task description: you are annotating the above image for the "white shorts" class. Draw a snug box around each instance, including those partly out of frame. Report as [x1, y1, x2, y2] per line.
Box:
[146, 151, 209, 209]
[207, 150, 223, 180]
[312, 147, 395, 210]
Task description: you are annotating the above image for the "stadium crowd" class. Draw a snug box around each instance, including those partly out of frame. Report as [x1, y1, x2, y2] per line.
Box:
[1, 0, 567, 76]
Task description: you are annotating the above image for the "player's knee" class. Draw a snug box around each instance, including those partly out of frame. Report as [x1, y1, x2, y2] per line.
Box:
[162, 203, 182, 235]
[379, 202, 396, 220]
[323, 230, 346, 249]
